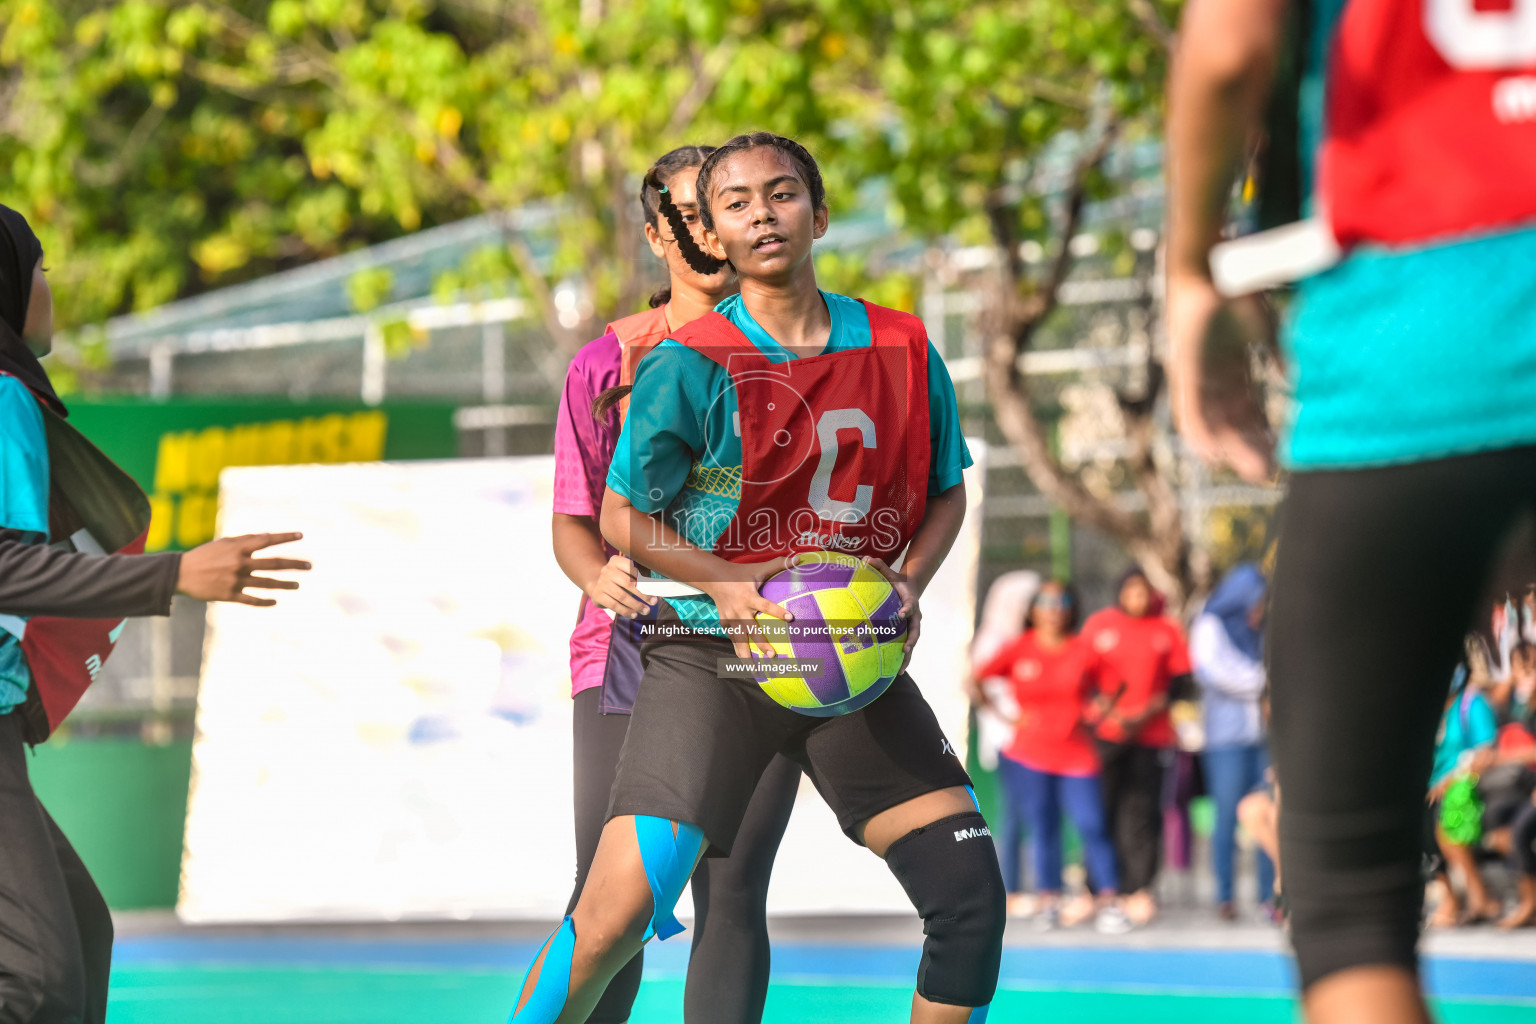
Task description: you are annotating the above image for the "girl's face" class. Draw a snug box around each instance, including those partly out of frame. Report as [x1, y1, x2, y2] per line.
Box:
[1119, 576, 1151, 618]
[701, 147, 827, 283]
[1033, 584, 1072, 633]
[644, 167, 735, 296]
[22, 260, 51, 357]
[1247, 595, 1268, 630]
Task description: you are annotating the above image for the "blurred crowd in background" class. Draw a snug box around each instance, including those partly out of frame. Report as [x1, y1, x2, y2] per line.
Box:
[1426, 594, 1536, 931]
[966, 565, 1536, 937]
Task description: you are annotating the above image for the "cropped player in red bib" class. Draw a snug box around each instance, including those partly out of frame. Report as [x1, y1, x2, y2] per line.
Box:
[1169, 0, 1536, 1020]
[508, 133, 1004, 1024]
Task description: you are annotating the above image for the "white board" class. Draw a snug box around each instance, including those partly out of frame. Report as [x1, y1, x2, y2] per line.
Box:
[180, 449, 983, 922]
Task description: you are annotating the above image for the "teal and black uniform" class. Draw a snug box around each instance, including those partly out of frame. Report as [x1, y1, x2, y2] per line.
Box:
[1283, 0, 1536, 469]
[0, 203, 183, 1024]
[0, 374, 51, 715]
[592, 289, 1001, 1018]
[1267, 0, 1536, 992]
[607, 291, 972, 633]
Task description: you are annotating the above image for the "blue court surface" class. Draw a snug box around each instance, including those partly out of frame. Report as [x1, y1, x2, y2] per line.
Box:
[105, 919, 1536, 1023]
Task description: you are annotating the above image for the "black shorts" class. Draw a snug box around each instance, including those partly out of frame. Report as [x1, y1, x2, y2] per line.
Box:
[607, 630, 970, 854]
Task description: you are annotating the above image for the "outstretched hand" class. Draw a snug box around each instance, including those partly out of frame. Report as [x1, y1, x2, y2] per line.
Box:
[1166, 274, 1279, 484]
[177, 532, 311, 606]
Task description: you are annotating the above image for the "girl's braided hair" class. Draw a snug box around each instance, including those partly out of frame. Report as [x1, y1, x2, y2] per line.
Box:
[640, 145, 717, 308]
[654, 132, 826, 277]
[590, 145, 717, 420]
[602, 135, 826, 421]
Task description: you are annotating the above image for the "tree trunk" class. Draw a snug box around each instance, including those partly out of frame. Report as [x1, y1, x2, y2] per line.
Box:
[980, 124, 1208, 616]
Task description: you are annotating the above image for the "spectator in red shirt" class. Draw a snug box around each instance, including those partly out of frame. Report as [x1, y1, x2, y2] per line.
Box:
[970, 580, 1131, 934]
[1080, 567, 1194, 926]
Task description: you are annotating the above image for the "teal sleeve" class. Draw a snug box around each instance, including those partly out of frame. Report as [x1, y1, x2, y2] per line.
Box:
[0, 377, 49, 540]
[925, 342, 972, 495]
[606, 342, 709, 514]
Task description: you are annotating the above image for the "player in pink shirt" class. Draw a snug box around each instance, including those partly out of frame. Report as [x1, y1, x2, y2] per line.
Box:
[550, 145, 801, 1024]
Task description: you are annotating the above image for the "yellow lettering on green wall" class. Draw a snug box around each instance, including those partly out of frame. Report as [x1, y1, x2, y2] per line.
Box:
[346, 411, 388, 461]
[153, 433, 191, 494]
[146, 494, 174, 552]
[145, 411, 391, 551]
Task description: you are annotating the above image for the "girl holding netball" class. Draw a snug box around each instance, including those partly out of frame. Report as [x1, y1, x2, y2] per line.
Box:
[513, 132, 1004, 1024]
[550, 145, 801, 1024]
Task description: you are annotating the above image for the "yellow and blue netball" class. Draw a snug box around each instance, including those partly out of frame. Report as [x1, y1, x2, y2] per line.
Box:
[752, 551, 907, 717]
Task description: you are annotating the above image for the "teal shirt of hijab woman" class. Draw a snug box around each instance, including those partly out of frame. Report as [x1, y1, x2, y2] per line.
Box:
[0, 206, 54, 713]
[0, 203, 317, 1024]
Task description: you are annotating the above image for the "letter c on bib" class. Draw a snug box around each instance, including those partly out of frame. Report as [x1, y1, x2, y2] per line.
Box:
[1426, 0, 1536, 69]
[808, 408, 876, 523]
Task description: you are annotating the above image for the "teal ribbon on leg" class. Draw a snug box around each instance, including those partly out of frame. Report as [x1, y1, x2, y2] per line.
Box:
[634, 815, 705, 941]
[508, 916, 576, 1023]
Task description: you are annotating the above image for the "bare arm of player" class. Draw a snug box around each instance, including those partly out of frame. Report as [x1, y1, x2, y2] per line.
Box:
[863, 480, 966, 673]
[599, 486, 793, 659]
[552, 512, 655, 619]
[1165, 0, 1289, 483]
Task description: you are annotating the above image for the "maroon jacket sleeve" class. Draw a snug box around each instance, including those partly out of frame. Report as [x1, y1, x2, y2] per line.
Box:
[0, 531, 181, 618]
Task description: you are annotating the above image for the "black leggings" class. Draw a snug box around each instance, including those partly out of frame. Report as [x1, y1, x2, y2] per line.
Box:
[1096, 741, 1165, 894]
[569, 687, 801, 1024]
[1510, 799, 1536, 877]
[0, 713, 112, 1024]
[1269, 446, 1536, 989]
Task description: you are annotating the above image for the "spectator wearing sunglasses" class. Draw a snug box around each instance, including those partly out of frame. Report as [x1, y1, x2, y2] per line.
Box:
[969, 580, 1131, 934]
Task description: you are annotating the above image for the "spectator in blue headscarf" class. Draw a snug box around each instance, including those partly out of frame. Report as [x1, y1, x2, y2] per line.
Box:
[1191, 562, 1274, 920]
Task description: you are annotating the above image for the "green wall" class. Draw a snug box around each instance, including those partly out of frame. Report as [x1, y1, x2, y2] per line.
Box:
[29, 739, 194, 910]
[67, 397, 460, 490]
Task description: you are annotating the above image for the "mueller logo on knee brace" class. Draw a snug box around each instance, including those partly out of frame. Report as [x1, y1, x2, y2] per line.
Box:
[953, 825, 991, 842]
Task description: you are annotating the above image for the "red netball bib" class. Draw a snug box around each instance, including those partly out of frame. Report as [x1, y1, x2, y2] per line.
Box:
[670, 302, 930, 564]
[607, 306, 673, 422]
[1322, 0, 1536, 247]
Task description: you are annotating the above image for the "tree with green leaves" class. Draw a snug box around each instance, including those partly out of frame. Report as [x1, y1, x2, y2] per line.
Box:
[1, 0, 868, 351]
[838, 0, 1210, 607]
[4, 0, 1221, 602]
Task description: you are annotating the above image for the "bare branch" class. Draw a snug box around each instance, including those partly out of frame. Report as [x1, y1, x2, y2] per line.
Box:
[983, 330, 1142, 541]
[1128, 0, 1176, 50]
[1116, 245, 1205, 611]
[431, 137, 578, 351]
[74, 100, 167, 188]
[665, 40, 737, 137]
[977, 111, 1202, 606]
[608, 124, 647, 316]
[1023, 119, 1121, 349]
[1019, 77, 1094, 110]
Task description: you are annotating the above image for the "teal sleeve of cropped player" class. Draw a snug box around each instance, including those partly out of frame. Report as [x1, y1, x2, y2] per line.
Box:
[634, 815, 705, 941]
[926, 343, 972, 495]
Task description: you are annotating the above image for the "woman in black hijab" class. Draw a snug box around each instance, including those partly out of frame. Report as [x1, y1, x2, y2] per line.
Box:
[0, 204, 310, 1023]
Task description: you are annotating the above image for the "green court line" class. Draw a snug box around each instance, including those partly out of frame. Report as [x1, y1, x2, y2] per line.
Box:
[106, 967, 1533, 1024]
